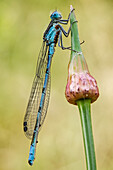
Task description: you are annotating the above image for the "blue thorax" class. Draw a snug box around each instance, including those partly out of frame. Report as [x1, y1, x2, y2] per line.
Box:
[44, 23, 60, 45]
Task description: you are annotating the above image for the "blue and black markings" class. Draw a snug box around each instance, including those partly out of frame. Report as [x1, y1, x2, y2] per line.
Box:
[23, 8, 79, 166]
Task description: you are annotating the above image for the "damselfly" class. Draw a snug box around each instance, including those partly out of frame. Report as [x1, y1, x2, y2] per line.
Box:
[23, 9, 77, 166]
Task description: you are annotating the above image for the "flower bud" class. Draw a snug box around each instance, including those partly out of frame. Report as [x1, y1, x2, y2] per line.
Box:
[65, 7, 99, 105]
[65, 53, 99, 105]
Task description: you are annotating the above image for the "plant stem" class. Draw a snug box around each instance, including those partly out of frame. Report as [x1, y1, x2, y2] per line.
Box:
[77, 99, 97, 170]
[70, 8, 82, 54]
[67, 6, 96, 170]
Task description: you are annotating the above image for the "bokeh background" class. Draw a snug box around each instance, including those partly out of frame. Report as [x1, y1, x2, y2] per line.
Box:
[0, 0, 113, 169]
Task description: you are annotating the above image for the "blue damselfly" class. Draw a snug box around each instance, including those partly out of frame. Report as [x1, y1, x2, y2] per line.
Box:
[23, 9, 77, 165]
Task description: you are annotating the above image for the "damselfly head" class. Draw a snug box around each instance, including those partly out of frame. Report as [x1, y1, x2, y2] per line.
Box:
[50, 11, 62, 20]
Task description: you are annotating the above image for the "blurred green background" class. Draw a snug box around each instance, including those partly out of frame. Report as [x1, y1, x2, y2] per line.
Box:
[0, 0, 113, 169]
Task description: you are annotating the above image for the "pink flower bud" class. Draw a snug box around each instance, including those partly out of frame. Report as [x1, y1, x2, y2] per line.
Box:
[65, 53, 99, 105]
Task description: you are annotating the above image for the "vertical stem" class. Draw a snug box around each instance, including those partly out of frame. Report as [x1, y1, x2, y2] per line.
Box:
[70, 6, 82, 62]
[77, 99, 97, 170]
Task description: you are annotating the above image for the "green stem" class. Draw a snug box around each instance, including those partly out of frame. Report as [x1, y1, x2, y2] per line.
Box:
[77, 99, 97, 170]
[69, 6, 97, 169]
[70, 7, 89, 73]
[70, 7, 82, 62]
[70, 11, 82, 52]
